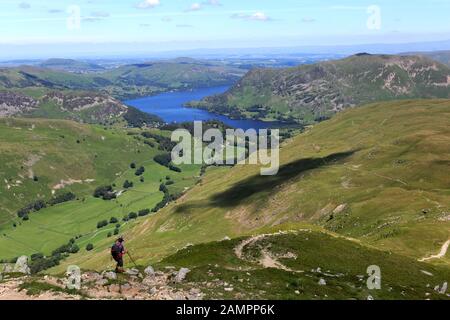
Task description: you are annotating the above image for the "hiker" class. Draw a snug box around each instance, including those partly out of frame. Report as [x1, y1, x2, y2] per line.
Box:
[111, 236, 127, 273]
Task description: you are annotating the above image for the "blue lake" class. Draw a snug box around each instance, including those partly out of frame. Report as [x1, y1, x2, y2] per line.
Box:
[124, 86, 284, 130]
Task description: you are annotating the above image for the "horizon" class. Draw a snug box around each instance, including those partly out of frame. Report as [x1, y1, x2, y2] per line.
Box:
[1, 0, 450, 59]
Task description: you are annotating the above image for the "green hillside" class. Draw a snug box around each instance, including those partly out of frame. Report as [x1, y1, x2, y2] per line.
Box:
[0, 118, 201, 265]
[53, 99, 450, 275]
[1, 100, 449, 300]
[157, 227, 450, 300]
[189, 54, 450, 124]
[0, 88, 162, 126]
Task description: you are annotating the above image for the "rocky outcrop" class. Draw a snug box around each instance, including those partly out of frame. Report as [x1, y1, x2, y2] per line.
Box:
[13, 256, 31, 275]
[0, 91, 38, 116]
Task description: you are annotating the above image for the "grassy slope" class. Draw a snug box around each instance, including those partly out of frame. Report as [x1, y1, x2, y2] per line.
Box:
[0, 118, 201, 261]
[158, 227, 450, 300]
[55, 99, 450, 273]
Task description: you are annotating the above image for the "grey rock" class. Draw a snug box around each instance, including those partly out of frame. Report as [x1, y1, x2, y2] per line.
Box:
[102, 271, 117, 280]
[144, 266, 155, 277]
[126, 268, 140, 276]
[95, 278, 108, 286]
[1, 264, 13, 273]
[318, 278, 326, 286]
[174, 268, 190, 283]
[13, 256, 30, 274]
[439, 282, 448, 294]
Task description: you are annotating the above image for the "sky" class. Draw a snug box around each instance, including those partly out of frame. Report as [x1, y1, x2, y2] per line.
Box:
[1, 0, 450, 58]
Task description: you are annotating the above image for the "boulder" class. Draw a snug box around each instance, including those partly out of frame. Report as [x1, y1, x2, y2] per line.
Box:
[144, 266, 155, 277]
[95, 278, 108, 286]
[126, 268, 140, 276]
[439, 282, 448, 294]
[102, 271, 117, 280]
[318, 278, 326, 286]
[1, 264, 13, 273]
[174, 268, 190, 283]
[13, 256, 30, 274]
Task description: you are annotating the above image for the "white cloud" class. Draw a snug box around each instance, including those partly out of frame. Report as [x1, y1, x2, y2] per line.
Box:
[137, 0, 160, 9]
[202, 0, 221, 6]
[186, 3, 202, 12]
[231, 11, 271, 21]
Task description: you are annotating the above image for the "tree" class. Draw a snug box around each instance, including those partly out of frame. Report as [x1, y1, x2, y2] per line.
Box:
[110, 217, 118, 224]
[86, 243, 94, 251]
[135, 166, 145, 176]
[123, 180, 134, 189]
[93, 185, 116, 200]
[130, 162, 136, 169]
[128, 212, 137, 220]
[97, 220, 108, 228]
[138, 209, 150, 217]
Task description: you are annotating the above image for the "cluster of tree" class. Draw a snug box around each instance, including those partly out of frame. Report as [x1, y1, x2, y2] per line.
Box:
[138, 209, 150, 217]
[141, 132, 176, 152]
[16, 192, 78, 221]
[48, 192, 76, 206]
[161, 120, 231, 135]
[123, 106, 163, 128]
[97, 220, 108, 229]
[151, 183, 182, 213]
[28, 239, 79, 274]
[123, 180, 134, 189]
[93, 185, 116, 200]
[154, 153, 182, 172]
[17, 200, 47, 220]
[143, 140, 155, 148]
[135, 166, 145, 176]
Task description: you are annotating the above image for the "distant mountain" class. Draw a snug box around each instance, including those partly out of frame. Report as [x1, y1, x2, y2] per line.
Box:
[0, 58, 245, 125]
[189, 54, 450, 123]
[39, 58, 105, 73]
[404, 50, 450, 66]
[0, 58, 245, 100]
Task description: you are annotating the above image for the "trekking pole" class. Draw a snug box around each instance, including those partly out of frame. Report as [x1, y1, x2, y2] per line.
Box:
[127, 251, 139, 268]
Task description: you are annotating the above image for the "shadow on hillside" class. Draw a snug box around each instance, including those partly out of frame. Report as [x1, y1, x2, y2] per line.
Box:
[175, 150, 356, 213]
[210, 150, 356, 208]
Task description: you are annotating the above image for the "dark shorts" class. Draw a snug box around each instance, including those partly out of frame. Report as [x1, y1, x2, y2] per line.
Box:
[113, 255, 123, 267]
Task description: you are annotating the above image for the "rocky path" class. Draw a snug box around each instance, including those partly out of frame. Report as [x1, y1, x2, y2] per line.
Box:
[234, 231, 303, 272]
[0, 267, 203, 300]
[419, 240, 450, 262]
